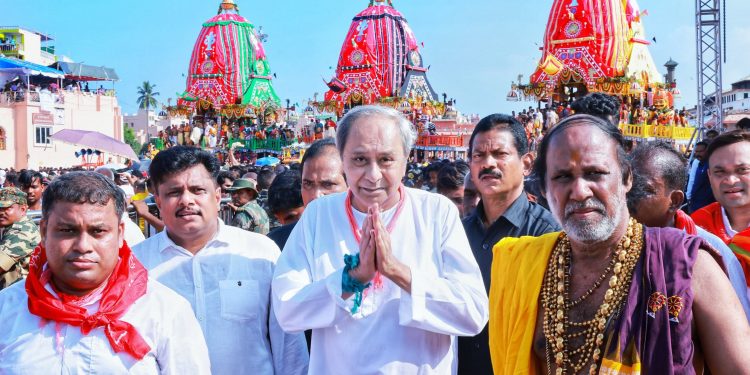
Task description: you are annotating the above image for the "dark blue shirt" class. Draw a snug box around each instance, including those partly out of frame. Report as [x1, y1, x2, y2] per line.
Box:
[267, 222, 297, 251]
[689, 160, 715, 213]
[458, 193, 560, 375]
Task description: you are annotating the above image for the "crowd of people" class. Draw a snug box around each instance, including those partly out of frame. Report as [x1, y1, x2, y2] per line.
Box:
[1, 93, 750, 374]
[1, 79, 112, 105]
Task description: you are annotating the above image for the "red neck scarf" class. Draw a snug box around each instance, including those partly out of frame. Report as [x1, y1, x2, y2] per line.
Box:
[25, 242, 151, 360]
[674, 210, 697, 235]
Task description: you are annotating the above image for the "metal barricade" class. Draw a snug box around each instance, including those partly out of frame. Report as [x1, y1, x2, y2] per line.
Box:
[27, 210, 43, 225]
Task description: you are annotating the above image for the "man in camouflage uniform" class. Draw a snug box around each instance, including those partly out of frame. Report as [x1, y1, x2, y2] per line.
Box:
[0, 187, 41, 289]
[226, 178, 269, 234]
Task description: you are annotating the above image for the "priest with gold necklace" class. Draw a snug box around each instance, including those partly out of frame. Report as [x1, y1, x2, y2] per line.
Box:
[489, 114, 750, 374]
[272, 105, 488, 374]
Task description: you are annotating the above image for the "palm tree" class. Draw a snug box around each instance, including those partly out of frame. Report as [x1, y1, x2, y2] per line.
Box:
[136, 81, 160, 110]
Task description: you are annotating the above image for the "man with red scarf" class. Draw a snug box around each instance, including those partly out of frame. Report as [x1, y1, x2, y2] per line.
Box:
[0, 172, 210, 374]
[692, 130, 750, 294]
[627, 142, 750, 321]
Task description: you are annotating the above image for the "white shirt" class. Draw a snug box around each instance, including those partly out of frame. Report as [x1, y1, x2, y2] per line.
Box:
[272, 188, 488, 374]
[719, 207, 750, 299]
[132, 220, 308, 375]
[721, 206, 740, 238]
[0, 278, 211, 375]
[190, 127, 203, 144]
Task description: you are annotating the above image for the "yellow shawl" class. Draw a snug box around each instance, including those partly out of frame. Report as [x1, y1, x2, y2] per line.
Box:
[489, 232, 561, 375]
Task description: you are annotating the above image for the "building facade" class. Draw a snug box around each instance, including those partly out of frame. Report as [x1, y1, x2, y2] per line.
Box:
[0, 26, 57, 66]
[0, 26, 124, 170]
[0, 90, 123, 170]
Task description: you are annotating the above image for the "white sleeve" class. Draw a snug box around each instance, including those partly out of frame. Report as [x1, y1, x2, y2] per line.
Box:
[398, 201, 489, 336]
[271, 213, 359, 333]
[269, 302, 310, 374]
[156, 295, 212, 375]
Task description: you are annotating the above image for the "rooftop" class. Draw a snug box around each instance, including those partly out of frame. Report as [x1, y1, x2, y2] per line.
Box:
[0, 26, 54, 42]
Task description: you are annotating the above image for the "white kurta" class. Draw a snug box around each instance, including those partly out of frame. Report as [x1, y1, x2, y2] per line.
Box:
[272, 188, 488, 374]
[0, 278, 211, 375]
[132, 221, 309, 375]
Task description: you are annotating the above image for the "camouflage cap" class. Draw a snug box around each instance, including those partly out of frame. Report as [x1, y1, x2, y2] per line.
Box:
[225, 178, 258, 193]
[0, 187, 28, 208]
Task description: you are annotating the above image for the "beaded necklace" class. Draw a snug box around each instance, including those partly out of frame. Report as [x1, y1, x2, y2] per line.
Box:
[541, 218, 644, 375]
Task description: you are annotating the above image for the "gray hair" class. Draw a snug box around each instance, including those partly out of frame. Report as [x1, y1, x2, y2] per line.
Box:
[335, 105, 417, 157]
[42, 171, 126, 220]
[94, 166, 115, 181]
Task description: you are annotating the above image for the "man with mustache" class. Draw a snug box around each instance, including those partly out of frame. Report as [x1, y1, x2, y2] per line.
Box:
[0, 172, 210, 373]
[267, 137, 347, 250]
[132, 146, 308, 375]
[692, 130, 750, 293]
[272, 105, 487, 374]
[489, 115, 750, 374]
[459, 113, 559, 374]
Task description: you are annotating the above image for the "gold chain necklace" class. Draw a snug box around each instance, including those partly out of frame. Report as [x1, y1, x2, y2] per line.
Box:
[541, 218, 644, 375]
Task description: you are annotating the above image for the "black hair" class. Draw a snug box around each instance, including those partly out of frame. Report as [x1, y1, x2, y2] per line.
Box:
[454, 160, 470, 176]
[148, 146, 220, 192]
[626, 143, 687, 212]
[695, 141, 708, 148]
[737, 117, 750, 130]
[216, 171, 234, 186]
[4, 170, 17, 187]
[228, 166, 242, 179]
[18, 169, 43, 189]
[468, 113, 528, 155]
[267, 170, 303, 215]
[257, 169, 276, 191]
[436, 164, 468, 193]
[706, 130, 750, 167]
[301, 138, 338, 174]
[570, 93, 621, 126]
[42, 171, 125, 220]
[533, 114, 631, 194]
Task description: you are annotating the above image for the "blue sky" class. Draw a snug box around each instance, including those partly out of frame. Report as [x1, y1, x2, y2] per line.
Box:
[7, 0, 750, 117]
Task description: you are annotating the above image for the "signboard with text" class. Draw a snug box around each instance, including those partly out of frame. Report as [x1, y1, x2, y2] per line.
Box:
[32, 111, 54, 126]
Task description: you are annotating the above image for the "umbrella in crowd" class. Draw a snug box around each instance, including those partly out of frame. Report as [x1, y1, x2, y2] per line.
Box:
[50, 129, 138, 160]
[255, 156, 280, 167]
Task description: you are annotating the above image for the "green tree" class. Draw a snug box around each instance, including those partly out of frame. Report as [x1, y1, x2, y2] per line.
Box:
[136, 81, 160, 110]
[123, 124, 142, 155]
